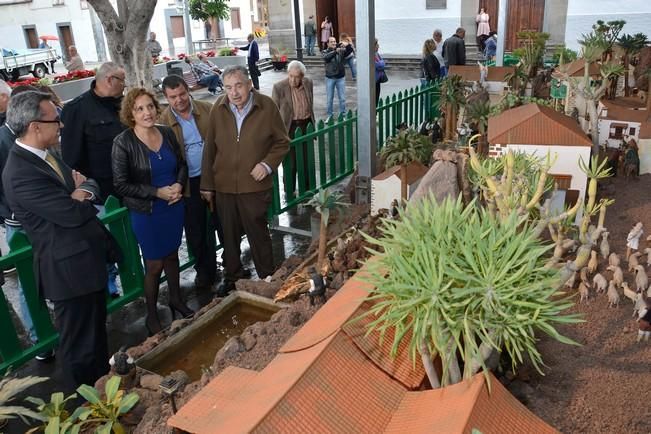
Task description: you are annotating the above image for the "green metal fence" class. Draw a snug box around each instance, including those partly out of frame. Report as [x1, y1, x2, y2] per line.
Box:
[0, 82, 440, 374]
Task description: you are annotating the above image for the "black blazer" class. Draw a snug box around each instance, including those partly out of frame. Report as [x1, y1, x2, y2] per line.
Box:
[112, 125, 188, 214]
[2, 145, 109, 301]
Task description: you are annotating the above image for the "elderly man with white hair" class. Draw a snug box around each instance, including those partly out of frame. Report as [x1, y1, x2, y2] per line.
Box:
[272, 60, 314, 199]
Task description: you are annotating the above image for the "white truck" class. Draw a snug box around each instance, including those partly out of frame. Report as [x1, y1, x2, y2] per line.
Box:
[1, 47, 59, 81]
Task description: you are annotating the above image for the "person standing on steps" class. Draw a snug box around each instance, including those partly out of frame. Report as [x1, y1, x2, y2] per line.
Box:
[304, 15, 317, 56]
[239, 34, 261, 90]
[112, 88, 193, 335]
[320, 16, 333, 51]
[443, 27, 467, 67]
[323, 36, 350, 121]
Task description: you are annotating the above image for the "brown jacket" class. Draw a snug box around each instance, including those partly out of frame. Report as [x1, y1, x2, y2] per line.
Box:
[159, 99, 212, 196]
[271, 76, 315, 132]
[201, 91, 290, 194]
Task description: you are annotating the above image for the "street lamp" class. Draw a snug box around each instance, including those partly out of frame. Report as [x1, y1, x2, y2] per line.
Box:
[175, 0, 195, 54]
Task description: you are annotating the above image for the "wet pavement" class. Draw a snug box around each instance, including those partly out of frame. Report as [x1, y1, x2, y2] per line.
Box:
[1, 66, 421, 433]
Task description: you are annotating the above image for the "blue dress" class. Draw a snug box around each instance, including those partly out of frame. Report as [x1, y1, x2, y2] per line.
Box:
[129, 139, 184, 260]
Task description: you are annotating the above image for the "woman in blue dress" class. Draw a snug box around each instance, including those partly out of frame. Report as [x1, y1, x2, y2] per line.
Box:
[112, 88, 193, 335]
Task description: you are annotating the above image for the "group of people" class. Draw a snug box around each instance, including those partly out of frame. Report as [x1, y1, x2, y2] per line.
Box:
[0, 56, 292, 390]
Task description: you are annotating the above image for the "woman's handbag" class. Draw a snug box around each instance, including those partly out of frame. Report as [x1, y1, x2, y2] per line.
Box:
[379, 70, 388, 83]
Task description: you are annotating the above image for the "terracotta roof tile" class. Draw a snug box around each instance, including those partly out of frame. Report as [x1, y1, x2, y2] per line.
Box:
[488, 103, 592, 146]
[343, 300, 426, 389]
[448, 65, 515, 82]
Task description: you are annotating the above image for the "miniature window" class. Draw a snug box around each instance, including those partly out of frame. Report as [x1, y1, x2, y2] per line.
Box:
[630, 127, 636, 136]
[609, 126, 624, 139]
[550, 174, 572, 190]
[426, 0, 447, 9]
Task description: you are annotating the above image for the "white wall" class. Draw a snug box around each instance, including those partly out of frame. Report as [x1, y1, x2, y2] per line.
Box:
[565, 0, 651, 51]
[598, 119, 641, 148]
[639, 138, 651, 175]
[376, 0, 462, 55]
[0, 0, 96, 63]
[505, 144, 592, 222]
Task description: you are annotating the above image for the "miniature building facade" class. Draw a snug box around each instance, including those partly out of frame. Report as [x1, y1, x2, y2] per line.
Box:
[370, 161, 429, 215]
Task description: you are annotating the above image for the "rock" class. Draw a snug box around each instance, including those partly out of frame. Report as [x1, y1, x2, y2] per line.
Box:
[270, 310, 284, 323]
[509, 380, 535, 404]
[409, 158, 459, 204]
[288, 311, 304, 327]
[271, 266, 290, 281]
[131, 387, 161, 409]
[140, 373, 164, 391]
[214, 336, 244, 364]
[241, 331, 257, 351]
[235, 278, 281, 298]
[330, 272, 346, 290]
[170, 318, 190, 334]
[634, 47, 651, 91]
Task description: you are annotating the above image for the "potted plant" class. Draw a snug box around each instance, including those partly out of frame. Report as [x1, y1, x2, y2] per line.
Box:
[379, 128, 433, 200]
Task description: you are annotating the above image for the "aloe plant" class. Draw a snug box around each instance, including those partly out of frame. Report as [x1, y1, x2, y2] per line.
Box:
[25, 392, 79, 434]
[0, 374, 48, 426]
[359, 196, 581, 389]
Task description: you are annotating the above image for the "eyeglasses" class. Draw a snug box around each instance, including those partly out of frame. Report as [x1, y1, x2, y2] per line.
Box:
[111, 75, 125, 83]
[33, 117, 61, 125]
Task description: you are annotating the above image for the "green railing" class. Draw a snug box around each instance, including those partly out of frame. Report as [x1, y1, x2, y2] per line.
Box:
[0, 82, 440, 374]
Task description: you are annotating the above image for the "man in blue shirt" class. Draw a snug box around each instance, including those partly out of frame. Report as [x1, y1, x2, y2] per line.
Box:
[159, 75, 224, 288]
[239, 34, 261, 90]
[187, 56, 224, 95]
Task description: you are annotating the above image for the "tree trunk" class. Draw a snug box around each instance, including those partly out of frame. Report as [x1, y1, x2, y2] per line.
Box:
[420, 339, 441, 389]
[588, 99, 601, 156]
[623, 54, 630, 97]
[88, 0, 156, 89]
[317, 217, 327, 271]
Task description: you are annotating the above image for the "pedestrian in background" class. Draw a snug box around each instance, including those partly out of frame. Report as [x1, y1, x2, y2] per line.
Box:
[61, 62, 126, 298]
[147, 32, 162, 58]
[421, 39, 441, 84]
[159, 75, 224, 289]
[4, 90, 111, 390]
[484, 31, 497, 62]
[340, 33, 357, 80]
[374, 39, 387, 106]
[64, 46, 84, 72]
[112, 88, 193, 335]
[304, 15, 317, 56]
[432, 29, 447, 77]
[200, 66, 289, 296]
[443, 27, 467, 66]
[239, 34, 261, 90]
[272, 60, 315, 199]
[323, 36, 350, 121]
[320, 16, 333, 51]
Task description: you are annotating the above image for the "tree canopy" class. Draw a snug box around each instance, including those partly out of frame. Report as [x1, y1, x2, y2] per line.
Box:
[188, 0, 230, 22]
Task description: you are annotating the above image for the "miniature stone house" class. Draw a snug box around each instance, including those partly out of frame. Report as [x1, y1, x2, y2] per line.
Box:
[488, 103, 592, 222]
[448, 65, 515, 96]
[370, 161, 428, 215]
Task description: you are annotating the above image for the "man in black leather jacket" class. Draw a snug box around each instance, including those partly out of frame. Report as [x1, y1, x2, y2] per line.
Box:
[322, 37, 351, 121]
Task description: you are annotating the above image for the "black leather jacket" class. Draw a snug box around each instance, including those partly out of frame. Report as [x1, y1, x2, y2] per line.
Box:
[112, 125, 188, 214]
[323, 44, 351, 79]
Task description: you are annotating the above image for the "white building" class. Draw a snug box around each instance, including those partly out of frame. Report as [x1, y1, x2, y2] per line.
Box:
[488, 103, 593, 222]
[0, 0, 256, 65]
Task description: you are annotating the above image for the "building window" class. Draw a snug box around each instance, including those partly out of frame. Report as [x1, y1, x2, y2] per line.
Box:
[630, 127, 636, 136]
[609, 125, 625, 140]
[52, 0, 65, 5]
[426, 0, 447, 9]
[230, 8, 241, 29]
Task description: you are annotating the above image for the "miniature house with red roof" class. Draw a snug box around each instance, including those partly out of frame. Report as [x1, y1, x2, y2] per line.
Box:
[448, 65, 515, 95]
[597, 96, 651, 174]
[168, 264, 559, 433]
[488, 103, 592, 220]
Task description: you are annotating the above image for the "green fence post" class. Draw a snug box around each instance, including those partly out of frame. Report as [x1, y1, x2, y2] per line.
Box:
[295, 127, 308, 196]
[327, 119, 336, 180]
[345, 111, 354, 172]
[305, 123, 317, 190]
[317, 120, 327, 187]
[377, 99, 385, 149]
[337, 113, 345, 177]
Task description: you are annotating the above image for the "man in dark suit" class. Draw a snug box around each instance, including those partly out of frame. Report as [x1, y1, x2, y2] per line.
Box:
[239, 34, 261, 90]
[2, 91, 110, 389]
[442, 27, 467, 66]
[272, 60, 315, 199]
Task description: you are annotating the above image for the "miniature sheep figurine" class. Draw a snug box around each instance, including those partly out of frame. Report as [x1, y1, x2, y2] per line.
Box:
[607, 280, 620, 307]
[633, 292, 647, 320]
[578, 281, 590, 303]
[580, 267, 590, 284]
[626, 222, 644, 260]
[608, 252, 621, 268]
[628, 252, 642, 272]
[622, 282, 638, 304]
[645, 248, 651, 266]
[607, 264, 624, 288]
[634, 264, 649, 293]
[592, 273, 608, 293]
[564, 270, 577, 290]
[600, 231, 610, 259]
[587, 250, 598, 275]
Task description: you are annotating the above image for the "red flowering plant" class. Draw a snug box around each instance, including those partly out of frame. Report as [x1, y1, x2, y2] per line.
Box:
[6, 77, 40, 88]
[177, 53, 186, 60]
[51, 69, 96, 84]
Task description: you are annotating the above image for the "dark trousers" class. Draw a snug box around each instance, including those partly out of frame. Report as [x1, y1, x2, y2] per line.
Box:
[284, 118, 312, 197]
[53, 290, 108, 390]
[215, 190, 273, 281]
[248, 61, 260, 90]
[375, 82, 381, 106]
[185, 177, 223, 283]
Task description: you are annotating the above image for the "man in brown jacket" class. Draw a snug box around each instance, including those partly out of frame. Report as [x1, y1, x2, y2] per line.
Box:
[201, 65, 290, 295]
[159, 75, 222, 288]
[272, 60, 314, 199]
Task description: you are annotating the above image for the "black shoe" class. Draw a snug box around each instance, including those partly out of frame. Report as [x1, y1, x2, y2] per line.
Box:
[194, 274, 215, 288]
[241, 268, 252, 278]
[35, 349, 55, 362]
[215, 280, 236, 297]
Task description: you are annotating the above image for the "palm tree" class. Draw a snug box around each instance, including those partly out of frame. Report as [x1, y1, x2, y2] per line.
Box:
[616, 33, 648, 97]
[438, 75, 466, 141]
[307, 189, 347, 272]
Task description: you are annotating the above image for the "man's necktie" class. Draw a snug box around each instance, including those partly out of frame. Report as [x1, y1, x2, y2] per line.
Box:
[44, 152, 65, 182]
